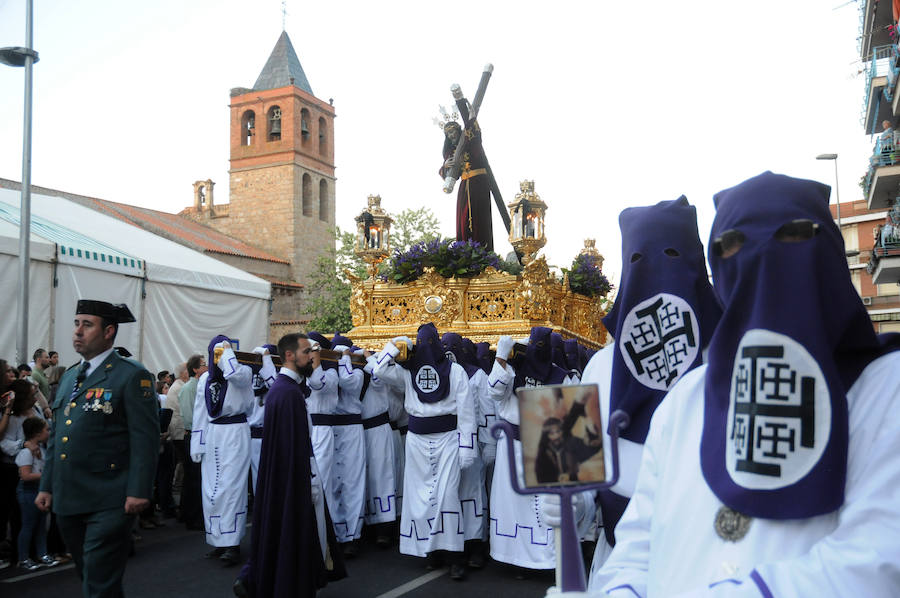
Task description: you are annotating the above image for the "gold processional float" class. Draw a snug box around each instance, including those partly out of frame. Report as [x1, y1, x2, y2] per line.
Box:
[345, 181, 610, 350]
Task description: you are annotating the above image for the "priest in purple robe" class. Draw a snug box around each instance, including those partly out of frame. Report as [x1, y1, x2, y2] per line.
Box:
[233, 332, 346, 598]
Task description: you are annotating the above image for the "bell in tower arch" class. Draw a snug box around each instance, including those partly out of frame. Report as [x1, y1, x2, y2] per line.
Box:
[268, 106, 282, 141]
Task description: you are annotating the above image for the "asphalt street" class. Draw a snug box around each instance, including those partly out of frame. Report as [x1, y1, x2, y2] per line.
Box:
[0, 515, 565, 598]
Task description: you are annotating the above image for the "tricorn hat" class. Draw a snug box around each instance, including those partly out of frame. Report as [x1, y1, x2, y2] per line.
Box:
[76, 300, 136, 323]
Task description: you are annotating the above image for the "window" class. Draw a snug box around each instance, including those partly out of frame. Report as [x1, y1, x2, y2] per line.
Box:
[240, 110, 255, 146]
[267, 106, 282, 141]
[300, 108, 311, 143]
[318, 116, 327, 155]
[319, 179, 328, 221]
[302, 174, 312, 217]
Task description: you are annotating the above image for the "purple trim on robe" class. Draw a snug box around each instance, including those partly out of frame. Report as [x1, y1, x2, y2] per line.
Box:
[750, 570, 774, 598]
[709, 579, 741, 588]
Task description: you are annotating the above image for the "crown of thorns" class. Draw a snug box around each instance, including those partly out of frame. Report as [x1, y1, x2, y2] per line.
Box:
[432, 104, 460, 130]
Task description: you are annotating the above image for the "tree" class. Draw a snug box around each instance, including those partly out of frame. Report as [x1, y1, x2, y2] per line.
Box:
[304, 208, 440, 332]
[391, 207, 440, 253]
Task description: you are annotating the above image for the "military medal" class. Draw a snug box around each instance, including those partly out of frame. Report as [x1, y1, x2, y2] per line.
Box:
[103, 390, 113, 414]
[714, 505, 752, 542]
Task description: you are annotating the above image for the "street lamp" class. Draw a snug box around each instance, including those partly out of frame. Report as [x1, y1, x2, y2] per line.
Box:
[1, 0, 39, 365]
[816, 153, 841, 230]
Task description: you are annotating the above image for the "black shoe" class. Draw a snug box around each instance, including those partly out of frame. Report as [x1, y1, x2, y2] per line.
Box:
[220, 547, 241, 567]
[341, 541, 359, 558]
[232, 577, 249, 597]
[204, 547, 226, 559]
[425, 551, 444, 570]
[375, 534, 391, 548]
[450, 563, 467, 581]
[467, 550, 485, 569]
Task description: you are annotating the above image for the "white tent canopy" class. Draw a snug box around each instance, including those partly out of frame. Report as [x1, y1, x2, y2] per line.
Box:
[0, 188, 271, 373]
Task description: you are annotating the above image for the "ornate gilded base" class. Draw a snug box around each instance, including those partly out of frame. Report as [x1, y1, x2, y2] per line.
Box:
[347, 258, 608, 349]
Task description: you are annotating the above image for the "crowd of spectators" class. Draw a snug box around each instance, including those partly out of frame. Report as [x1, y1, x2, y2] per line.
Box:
[0, 348, 207, 572]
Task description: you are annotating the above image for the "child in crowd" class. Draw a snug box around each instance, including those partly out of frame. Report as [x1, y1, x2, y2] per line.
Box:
[16, 416, 58, 571]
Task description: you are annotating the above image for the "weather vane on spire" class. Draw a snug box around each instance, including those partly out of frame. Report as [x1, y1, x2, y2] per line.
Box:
[281, 0, 287, 31]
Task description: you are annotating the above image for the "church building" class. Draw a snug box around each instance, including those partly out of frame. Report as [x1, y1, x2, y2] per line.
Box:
[180, 31, 336, 289]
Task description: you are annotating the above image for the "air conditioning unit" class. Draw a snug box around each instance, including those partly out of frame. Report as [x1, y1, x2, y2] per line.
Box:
[862, 296, 873, 306]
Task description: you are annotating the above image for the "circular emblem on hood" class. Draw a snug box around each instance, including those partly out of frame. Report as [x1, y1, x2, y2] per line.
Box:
[725, 329, 830, 490]
[415, 365, 440, 393]
[618, 293, 700, 391]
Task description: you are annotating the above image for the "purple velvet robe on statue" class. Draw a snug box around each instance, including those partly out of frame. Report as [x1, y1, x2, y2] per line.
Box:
[245, 373, 346, 597]
[441, 125, 493, 251]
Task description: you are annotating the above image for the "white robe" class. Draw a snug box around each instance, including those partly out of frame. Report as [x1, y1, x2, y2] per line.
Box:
[487, 360, 556, 569]
[487, 360, 595, 569]
[595, 352, 900, 597]
[387, 378, 407, 516]
[374, 343, 477, 557]
[248, 353, 277, 493]
[331, 356, 366, 542]
[306, 365, 339, 498]
[459, 369, 487, 541]
[582, 345, 646, 578]
[361, 356, 396, 525]
[190, 348, 253, 548]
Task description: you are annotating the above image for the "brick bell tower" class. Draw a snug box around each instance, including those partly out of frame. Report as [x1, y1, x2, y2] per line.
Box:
[224, 31, 336, 284]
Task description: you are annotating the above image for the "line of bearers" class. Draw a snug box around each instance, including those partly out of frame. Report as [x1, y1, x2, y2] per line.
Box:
[189, 172, 900, 597]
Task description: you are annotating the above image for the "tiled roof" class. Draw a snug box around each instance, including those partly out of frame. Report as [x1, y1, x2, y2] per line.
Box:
[258, 274, 304, 289]
[270, 318, 311, 325]
[0, 179, 289, 264]
[253, 31, 313, 94]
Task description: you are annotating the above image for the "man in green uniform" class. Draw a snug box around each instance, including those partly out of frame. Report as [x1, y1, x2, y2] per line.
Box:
[36, 300, 159, 598]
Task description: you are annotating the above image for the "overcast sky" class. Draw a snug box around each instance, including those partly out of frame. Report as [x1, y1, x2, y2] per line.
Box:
[0, 0, 875, 283]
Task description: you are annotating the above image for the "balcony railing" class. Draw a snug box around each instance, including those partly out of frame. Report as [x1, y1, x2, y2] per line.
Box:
[866, 196, 900, 277]
[863, 135, 899, 198]
[861, 45, 896, 127]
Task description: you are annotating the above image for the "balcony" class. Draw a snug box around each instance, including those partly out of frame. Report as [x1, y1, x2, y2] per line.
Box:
[867, 198, 900, 284]
[861, 45, 895, 134]
[863, 136, 900, 210]
[859, 0, 896, 59]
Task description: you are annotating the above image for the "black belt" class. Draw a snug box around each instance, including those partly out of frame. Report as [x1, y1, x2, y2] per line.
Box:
[408, 414, 457, 435]
[250, 426, 264, 439]
[211, 413, 247, 425]
[310, 413, 362, 426]
[363, 412, 390, 430]
[390, 421, 409, 434]
[501, 418, 520, 440]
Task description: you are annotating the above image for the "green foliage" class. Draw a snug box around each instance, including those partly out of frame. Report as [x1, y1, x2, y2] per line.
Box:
[391, 207, 440, 253]
[304, 208, 441, 331]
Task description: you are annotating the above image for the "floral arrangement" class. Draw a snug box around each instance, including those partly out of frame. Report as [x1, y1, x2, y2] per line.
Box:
[564, 252, 612, 298]
[386, 238, 518, 284]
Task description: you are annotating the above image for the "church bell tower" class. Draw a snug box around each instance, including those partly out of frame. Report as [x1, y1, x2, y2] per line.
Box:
[226, 31, 336, 284]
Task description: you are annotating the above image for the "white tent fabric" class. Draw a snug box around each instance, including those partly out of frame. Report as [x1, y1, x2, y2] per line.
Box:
[53, 264, 143, 368]
[0, 220, 54, 358]
[0, 188, 271, 373]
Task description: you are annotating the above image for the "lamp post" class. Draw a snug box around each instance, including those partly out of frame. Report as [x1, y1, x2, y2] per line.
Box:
[354, 194, 393, 279]
[816, 153, 841, 230]
[1, 0, 39, 365]
[507, 180, 547, 265]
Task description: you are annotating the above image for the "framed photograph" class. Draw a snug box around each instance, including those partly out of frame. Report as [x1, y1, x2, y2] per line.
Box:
[516, 383, 605, 488]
